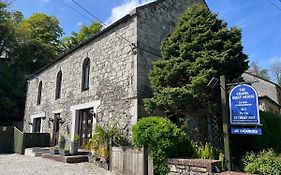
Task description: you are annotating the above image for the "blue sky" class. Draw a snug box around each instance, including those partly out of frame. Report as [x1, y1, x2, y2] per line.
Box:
[9, 0, 281, 72]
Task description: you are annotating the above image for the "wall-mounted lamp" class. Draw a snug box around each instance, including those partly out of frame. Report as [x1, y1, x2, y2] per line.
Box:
[42, 117, 46, 120]
[28, 122, 33, 126]
[49, 118, 54, 122]
[90, 109, 96, 118]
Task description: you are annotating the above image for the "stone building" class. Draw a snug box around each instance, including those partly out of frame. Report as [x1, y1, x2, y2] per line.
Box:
[242, 72, 281, 115]
[23, 0, 206, 146]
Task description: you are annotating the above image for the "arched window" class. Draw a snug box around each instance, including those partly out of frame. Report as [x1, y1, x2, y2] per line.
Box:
[55, 71, 62, 99]
[37, 81, 42, 105]
[82, 58, 90, 90]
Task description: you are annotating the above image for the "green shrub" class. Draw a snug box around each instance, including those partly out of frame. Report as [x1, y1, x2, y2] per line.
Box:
[132, 116, 193, 175]
[243, 149, 281, 175]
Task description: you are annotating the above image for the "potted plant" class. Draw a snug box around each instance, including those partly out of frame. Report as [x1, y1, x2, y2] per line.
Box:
[58, 134, 67, 156]
[70, 134, 80, 155]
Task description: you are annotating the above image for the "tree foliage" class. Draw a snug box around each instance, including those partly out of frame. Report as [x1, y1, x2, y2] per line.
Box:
[248, 62, 270, 80]
[144, 4, 248, 120]
[0, 2, 63, 122]
[61, 22, 102, 50]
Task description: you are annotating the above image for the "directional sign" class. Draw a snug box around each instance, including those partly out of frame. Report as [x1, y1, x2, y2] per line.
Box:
[229, 84, 260, 125]
[231, 127, 262, 135]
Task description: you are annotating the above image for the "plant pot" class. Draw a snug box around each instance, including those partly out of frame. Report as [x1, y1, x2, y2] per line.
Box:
[58, 141, 66, 150]
[70, 142, 79, 155]
[59, 149, 69, 156]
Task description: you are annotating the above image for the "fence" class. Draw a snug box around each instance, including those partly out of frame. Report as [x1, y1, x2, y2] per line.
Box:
[110, 146, 153, 175]
[0, 126, 50, 154]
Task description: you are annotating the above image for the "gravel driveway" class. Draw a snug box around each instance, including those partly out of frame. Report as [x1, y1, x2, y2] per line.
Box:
[0, 154, 115, 175]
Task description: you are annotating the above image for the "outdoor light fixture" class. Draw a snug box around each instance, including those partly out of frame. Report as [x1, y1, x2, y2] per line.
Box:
[90, 109, 96, 118]
[207, 77, 219, 89]
[28, 122, 32, 126]
[48, 118, 54, 122]
[42, 117, 46, 120]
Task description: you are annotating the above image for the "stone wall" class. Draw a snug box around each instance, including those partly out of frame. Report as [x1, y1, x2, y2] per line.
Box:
[24, 15, 138, 143]
[24, 0, 207, 144]
[136, 0, 206, 116]
[168, 158, 222, 175]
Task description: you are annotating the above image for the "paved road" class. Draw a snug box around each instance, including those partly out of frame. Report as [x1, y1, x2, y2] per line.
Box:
[0, 154, 115, 175]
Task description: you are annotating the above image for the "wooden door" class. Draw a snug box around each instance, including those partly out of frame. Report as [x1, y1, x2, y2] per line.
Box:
[78, 109, 93, 146]
[52, 114, 60, 146]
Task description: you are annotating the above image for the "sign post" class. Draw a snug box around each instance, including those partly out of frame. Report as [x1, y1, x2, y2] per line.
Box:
[220, 75, 231, 170]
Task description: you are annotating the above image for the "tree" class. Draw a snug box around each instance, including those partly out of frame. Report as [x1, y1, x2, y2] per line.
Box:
[271, 60, 281, 86]
[144, 4, 248, 122]
[248, 62, 270, 80]
[0, 1, 22, 60]
[0, 7, 64, 122]
[61, 21, 102, 51]
[13, 13, 63, 74]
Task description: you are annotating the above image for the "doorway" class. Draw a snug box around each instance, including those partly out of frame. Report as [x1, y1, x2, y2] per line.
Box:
[52, 114, 60, 146]
[78, 108, 93, 147]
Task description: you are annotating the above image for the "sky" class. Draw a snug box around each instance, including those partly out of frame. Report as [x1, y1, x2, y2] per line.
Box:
[8, 0, 281, 73]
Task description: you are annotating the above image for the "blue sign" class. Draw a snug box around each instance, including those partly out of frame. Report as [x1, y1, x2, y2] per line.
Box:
[231, 127, 262, 135]
[229, 84, 260, 125]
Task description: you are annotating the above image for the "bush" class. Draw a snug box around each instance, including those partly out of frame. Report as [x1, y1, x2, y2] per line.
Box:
[132, 117, 193, 175]
[243, 149, 281, 175]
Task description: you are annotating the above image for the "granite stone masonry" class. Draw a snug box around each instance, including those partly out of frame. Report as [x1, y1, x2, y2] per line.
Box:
[24, 0, 206, 146]
[168, 158, 222, 175]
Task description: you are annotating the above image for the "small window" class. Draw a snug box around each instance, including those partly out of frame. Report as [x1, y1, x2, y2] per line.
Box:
[37, 81, 42, 105]
[55, 71, 62, 99]
[82, 58, 90, 90]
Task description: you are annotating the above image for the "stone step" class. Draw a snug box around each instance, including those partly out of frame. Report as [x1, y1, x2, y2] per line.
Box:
[24, 147, 50, 157]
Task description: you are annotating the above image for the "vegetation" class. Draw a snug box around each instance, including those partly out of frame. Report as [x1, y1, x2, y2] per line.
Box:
[132, 117, 193, 175]
[61, 22, 102, 50]
[73, 134, 80, 142]
[231, 111, 281, 160]
[271, 60, 281, 86]
[243, 149, 281, 175]
[144, 4, 248, 132]
[84, 124, 124, 161]
[0, 1, 102, 123]
[248, 62, 270, 80]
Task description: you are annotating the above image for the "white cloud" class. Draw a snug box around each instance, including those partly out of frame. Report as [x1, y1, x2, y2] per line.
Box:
[106, 0, 155, 25]
[77, 21, 84, 27]
[270, 57, 281, 64]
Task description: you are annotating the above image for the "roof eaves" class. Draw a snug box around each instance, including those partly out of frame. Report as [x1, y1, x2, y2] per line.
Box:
[244, 72, 281, 91]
